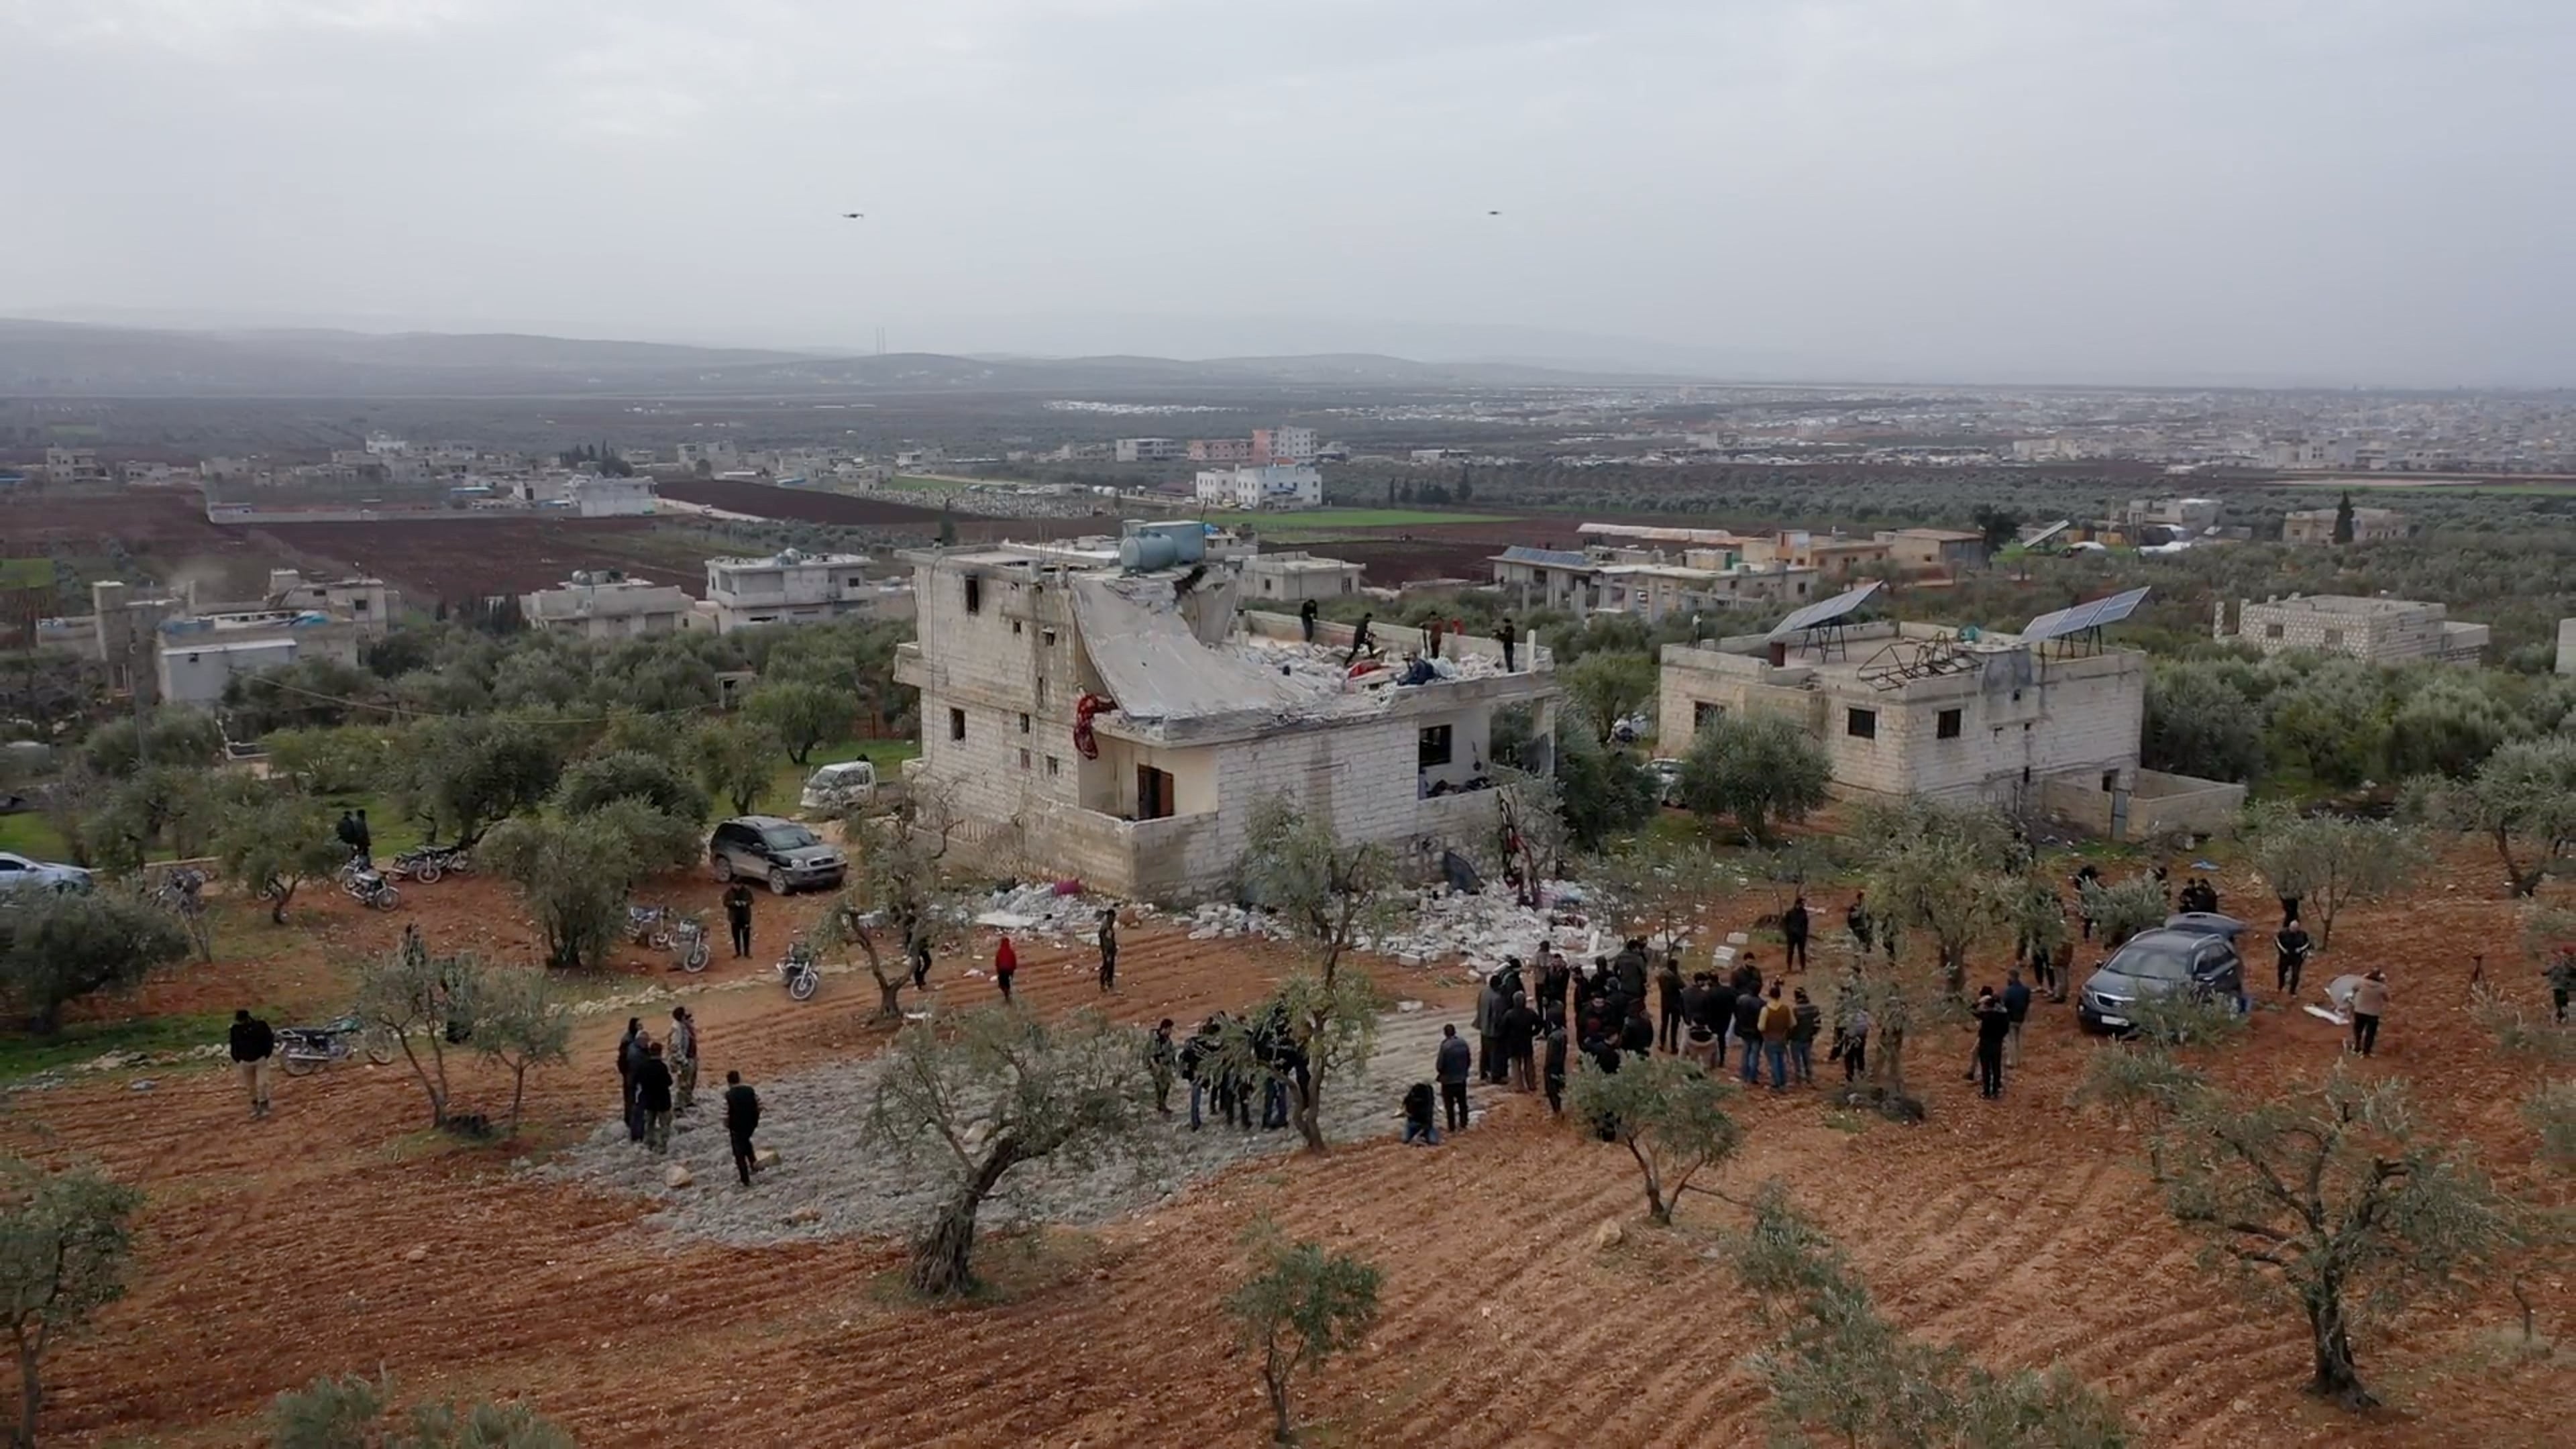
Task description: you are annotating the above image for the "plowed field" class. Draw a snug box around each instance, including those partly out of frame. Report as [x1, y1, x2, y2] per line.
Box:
[5, 849, 2568, 1447]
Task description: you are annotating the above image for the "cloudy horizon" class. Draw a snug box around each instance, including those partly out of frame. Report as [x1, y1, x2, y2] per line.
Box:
[3, 1, 2571, 388]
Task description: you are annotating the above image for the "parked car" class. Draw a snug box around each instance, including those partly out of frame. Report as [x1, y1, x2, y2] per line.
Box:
[2161, 912, 2249, 942]
[1646, 758, 1684, 806]
[709, 816, 846, 895]
[2077, 926, 2244, 1032]
[0, 851, 92, 898]
[797, 759, 879, 814]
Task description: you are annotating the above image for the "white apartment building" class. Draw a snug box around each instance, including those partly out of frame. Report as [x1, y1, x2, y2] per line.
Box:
[2224, 594, 2486, 665]
[43, 447, 109, 486]
[698, 549, 877, 633]
[893, 537, 1560, 900]
[1659, 618, 2242, 841]
[521, 572, 692, 640]
[1195, 463, 1322, 511]
[676, 440, 741, 472]
[569, 475, 657, 517]
[1255, 427, 1319, 463]
[1115, 437, 1187, 463]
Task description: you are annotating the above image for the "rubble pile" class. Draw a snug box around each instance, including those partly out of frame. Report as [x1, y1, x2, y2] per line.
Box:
[1187, 881, 1612, 977]
[974, 881, 1160, 940]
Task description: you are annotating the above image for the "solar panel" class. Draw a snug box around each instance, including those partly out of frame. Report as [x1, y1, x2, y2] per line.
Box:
[2018, 519, 2072, 548]
[2021, 585, 2151, 643]
[1768, 579, 1884, 639]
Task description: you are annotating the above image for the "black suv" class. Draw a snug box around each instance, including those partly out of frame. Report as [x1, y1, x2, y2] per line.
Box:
[708, 816, 846, 895]
[2076, 925, 2244, 1032]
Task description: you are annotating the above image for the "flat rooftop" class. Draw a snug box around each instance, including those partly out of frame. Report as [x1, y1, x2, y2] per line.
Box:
[2245, 594, 2436, 617]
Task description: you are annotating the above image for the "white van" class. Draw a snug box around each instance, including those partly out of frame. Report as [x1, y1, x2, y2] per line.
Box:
[798, 759, 879, 813]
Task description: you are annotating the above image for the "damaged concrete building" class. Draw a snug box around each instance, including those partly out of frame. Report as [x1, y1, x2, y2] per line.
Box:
[894, 525, 1560, 900]
[1658, 584, 2243, 841]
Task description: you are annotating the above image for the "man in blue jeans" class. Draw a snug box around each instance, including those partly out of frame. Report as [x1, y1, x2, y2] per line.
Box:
[1401, 1082, 1442, 1145]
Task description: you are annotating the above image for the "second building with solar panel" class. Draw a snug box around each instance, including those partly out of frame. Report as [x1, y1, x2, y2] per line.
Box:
[1656, 586, 2247, 844]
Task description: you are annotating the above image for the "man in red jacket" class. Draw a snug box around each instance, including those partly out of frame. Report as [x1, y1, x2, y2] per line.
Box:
[994, 934, 1019, 1003]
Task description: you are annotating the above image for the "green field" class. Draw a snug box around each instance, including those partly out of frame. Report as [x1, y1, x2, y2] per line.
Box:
[1207, 508, 1509, 529]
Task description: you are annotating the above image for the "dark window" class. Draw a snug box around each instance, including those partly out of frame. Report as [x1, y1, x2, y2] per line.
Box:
[1019, 749, 1031, 770]
[1036, 677, 1049, 705]
[1018, 712, 1031, 734]
[2102, 769, 2119, 792]
[1042, 628, 1057, 646]
[949, 708, 966, 741]
[964, 577, 982, 614]
[1046, 756, 1061, 777]
[1137, 765, 1175, 820]
[1418, 724, 1454, 768]
[1936, 708, 1962, 739]
[2263, 623, 2284, 639]
[1845, 708, 1877, 740]
[1694, 700, 1725, 730]
[1012, 619, 1023, 635]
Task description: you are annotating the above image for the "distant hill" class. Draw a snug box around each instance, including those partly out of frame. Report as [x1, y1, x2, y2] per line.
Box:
[0, 319, 1692, 396]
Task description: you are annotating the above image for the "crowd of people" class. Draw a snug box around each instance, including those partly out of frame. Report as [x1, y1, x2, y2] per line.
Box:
[614, 1006, 765, 1186]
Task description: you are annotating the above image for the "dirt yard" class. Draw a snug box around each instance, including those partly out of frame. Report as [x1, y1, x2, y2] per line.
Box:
[3, 847, 2569, 1447]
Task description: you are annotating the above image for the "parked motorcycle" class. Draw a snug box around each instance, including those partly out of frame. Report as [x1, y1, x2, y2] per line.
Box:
[389, 844, 470, 884]
[277, 1016, 399, 1077]
[340, 860, 400, 911]
[777, 942, 820, 1002]
[627, 904, 710, 973]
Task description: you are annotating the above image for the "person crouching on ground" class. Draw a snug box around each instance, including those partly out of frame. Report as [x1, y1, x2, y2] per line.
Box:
[1401, 1081, 1442, 1146]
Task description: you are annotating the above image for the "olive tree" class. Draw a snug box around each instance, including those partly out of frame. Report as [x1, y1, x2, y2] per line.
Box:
[0, 1160, 142, 1449]
[1565, 1053, 1743, 1224]
[1560, 651, 1656, 743]
[1677, 711, 1830, 845]
[353, 937, 487, 1129]
[1224, 1218, 1384, 1447]
[473, 970, 574, 1138]
[2240, 804, 2424, 950]
[270, 1373, 573, 1449]
[2142, 661, 2263, 784]
[2408, 735, 2576, 897]
[745, 680, 857, 765]
[812, 798, 968, 1021]
[2068, 990, 2246, 1183]
[1585, 837, 1735, 956]
[553, 749, 710, 824]
[1822, 943, 1949, 1122]
[478, 800, 702, 969]
[692, 717, 780, 815]
[1857, 798, 2017, 996]
[2157, 1065, 2516, 1408]
[1727, 1181, 2130, 1448]
[392, 713, 566, 847]
[1239, 794, 1401, 990]
[0, 890, 191, 1036]
[2077, 875, 2168, 949]
[210, 786, 347, 926]
[863, 1007, 1152, 1297]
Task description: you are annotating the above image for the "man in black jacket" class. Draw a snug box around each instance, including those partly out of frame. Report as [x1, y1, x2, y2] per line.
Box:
[616, 1017, 646, 1141]
[229, 1008, 275, 1119]
[1782, 894, 1811, 973]
[1298, 596, 1319, 643]
[2275, 920, 2312, 996]
[1705, 975, 1739, 1071]
[2001, 969, 2032, 1067]
[1434, 1024, 1472, 1131]
[1974, 989, 2011, 1099]
[635, 1041, 676, 1153]
[722, 1070, 762, 1186]
[722, 881, 755, 959]
[1500, 991, 1541, 1092]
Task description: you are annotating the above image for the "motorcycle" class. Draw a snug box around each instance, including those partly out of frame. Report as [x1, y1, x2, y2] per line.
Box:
[628, 904, 710, 973]
[777, 942, 820, 1002]
[389, 844, 470, 884]
[277, 1016, 399, 1077]
[340, 859, 400, 911]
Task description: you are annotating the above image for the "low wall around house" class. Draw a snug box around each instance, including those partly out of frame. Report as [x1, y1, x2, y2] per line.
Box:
[2039, 769, 2245, 843]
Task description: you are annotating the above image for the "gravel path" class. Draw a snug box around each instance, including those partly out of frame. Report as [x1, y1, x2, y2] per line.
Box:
[545, 1008, 1506, 1246]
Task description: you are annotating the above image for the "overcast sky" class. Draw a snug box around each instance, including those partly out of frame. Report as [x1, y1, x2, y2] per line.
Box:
[3, 0, 2571, 385]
